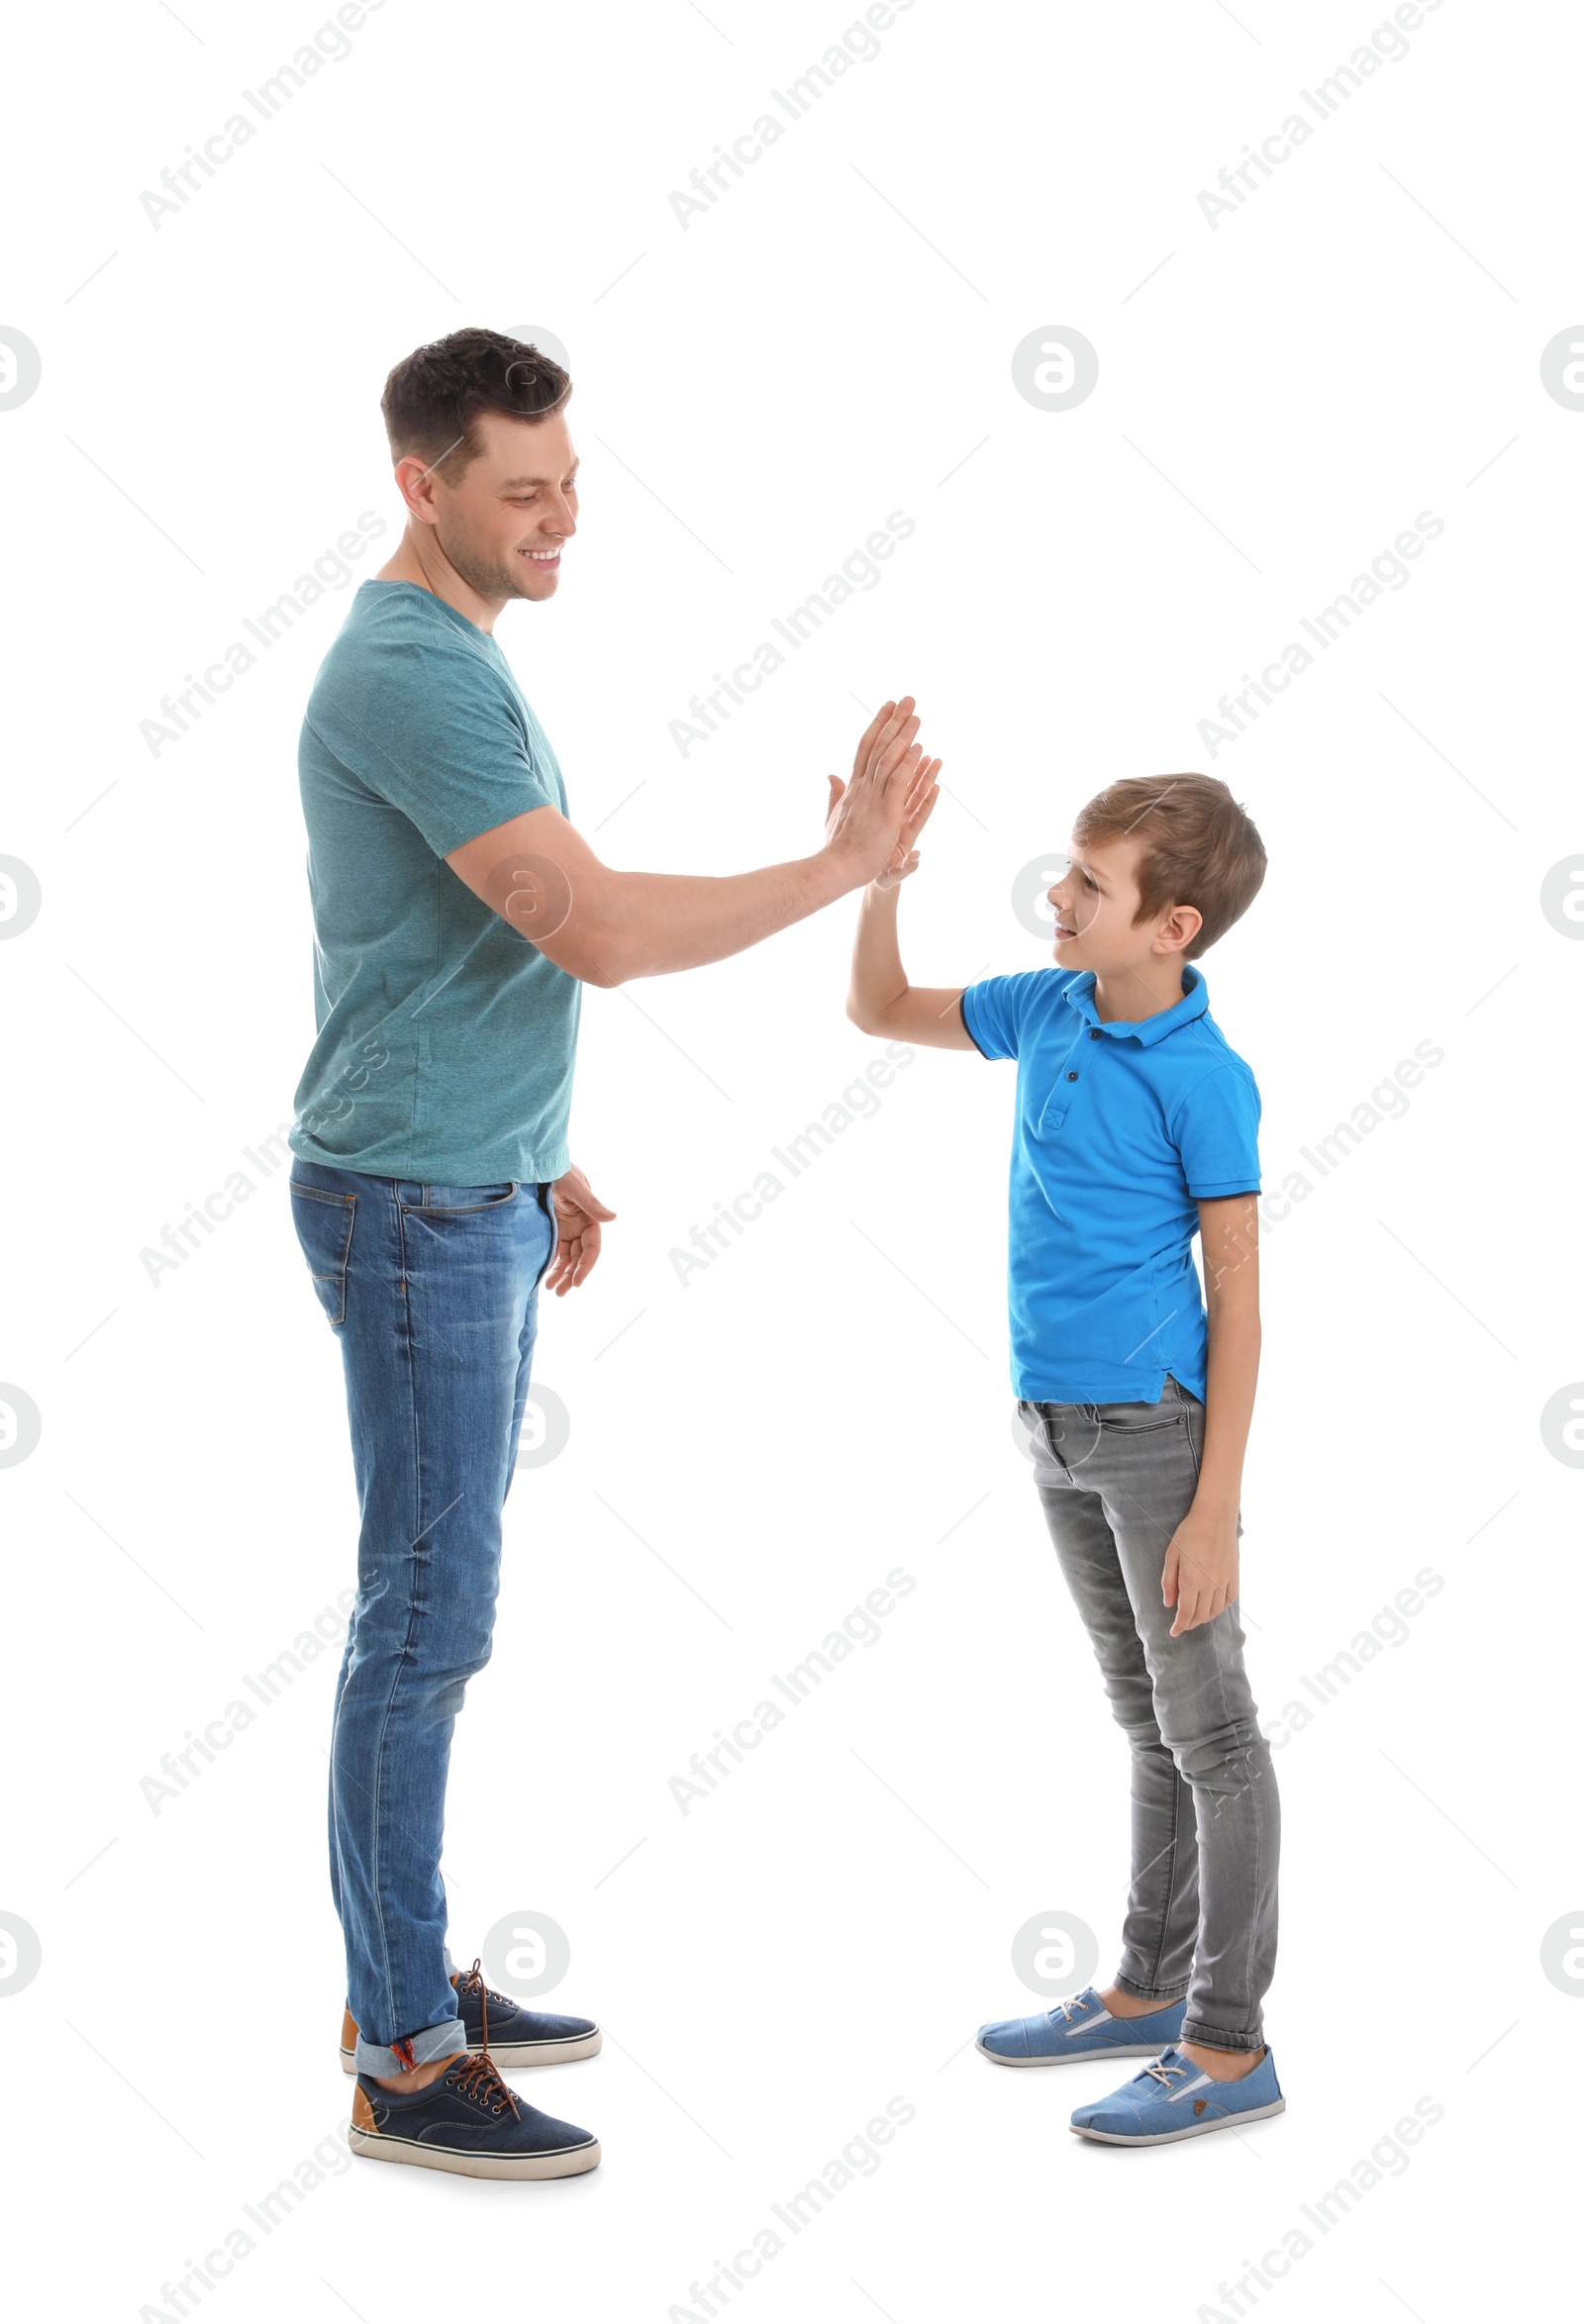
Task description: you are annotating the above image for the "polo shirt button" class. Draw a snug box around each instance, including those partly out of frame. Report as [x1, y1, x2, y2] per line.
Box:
[1066, 1071, 1078, 1082]
[1090, 1028, 1102, 1039]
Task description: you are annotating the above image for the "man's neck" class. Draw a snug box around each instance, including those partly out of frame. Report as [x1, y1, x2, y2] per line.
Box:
[376, 524, 506, 634]
[1091, 961, 1189, 1024]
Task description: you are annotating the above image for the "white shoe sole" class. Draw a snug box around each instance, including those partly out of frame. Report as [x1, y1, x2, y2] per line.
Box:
[341, 2028, 603, 2076]
[976, 2038, 1171, 2068]
[348, 2126, 601, 2179]
[1070, 2096, 1286, 2144]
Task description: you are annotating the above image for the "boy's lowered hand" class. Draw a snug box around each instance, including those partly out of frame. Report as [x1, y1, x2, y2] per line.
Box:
[1161, 1504, 1238, 1636]
[1165, 1195, 1260, 1634]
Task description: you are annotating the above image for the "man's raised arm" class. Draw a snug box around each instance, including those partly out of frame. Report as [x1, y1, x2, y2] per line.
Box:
[446, 699, 926, 987]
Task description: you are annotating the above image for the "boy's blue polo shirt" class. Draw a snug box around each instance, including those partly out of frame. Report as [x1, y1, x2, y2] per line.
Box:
[960, 965, 1260, 1404]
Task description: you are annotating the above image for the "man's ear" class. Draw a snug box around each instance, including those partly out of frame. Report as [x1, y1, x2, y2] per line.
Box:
[393, 453, 445, 527]
[1154, 902, 1203, 957]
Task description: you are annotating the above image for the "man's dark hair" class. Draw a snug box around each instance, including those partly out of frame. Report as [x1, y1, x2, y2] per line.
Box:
[380, 327, 571, 480]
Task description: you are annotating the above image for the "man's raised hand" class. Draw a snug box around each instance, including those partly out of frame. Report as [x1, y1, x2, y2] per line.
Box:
[824, 696, 927, 887]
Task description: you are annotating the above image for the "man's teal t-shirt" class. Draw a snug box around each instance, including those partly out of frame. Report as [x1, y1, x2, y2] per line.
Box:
[288, 580, 579, 1185]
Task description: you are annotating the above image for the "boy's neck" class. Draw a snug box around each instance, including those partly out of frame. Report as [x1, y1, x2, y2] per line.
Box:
[1090, 961, 1189, 1024]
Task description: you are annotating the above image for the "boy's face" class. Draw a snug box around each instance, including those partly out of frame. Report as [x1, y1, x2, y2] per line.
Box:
[1046, 832, 1160, 975]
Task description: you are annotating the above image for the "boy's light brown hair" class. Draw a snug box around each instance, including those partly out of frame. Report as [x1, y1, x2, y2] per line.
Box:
[1073, 773, 1266, 960]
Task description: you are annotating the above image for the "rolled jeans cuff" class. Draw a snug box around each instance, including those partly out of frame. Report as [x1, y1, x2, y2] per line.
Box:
[1181, 2016, 1264, 2055]
[1114, 1972, 1189, 2006]
[354, 2014, 467, 2079]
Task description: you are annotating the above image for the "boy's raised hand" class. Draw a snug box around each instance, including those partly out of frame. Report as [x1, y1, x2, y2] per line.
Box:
[824, 696, 928, 886]
[873, 754, 941, 889]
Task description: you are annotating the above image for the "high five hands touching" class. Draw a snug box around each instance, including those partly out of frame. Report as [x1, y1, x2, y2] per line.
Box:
[871, 750, 941, 890]
[825, 697, 943, 888]
[538, 700, 940, 1301]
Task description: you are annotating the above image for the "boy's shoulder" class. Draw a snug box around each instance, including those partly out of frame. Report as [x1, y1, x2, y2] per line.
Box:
[1166, 1005, 1261, 1113]
[974, 965, 1086, 1017]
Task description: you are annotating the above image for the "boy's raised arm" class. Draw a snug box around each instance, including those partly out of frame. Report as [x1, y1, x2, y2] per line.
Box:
[845, 761, 979, 1050]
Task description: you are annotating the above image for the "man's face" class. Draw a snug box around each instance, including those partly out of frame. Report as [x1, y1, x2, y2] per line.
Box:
[428, 409, 579, 604]
[1046, 832, 1154, 975]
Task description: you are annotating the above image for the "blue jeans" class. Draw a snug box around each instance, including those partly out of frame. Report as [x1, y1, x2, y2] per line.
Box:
[289, 1163, 556, 2076]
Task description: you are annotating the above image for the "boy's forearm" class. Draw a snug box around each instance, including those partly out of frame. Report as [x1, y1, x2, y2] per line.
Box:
[1195, 1307, 1260, 1511]
[848, 882, 908, 1026]
[847, 882, 977, 1048]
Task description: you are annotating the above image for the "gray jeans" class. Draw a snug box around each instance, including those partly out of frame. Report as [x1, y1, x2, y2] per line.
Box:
[1020, 1374, 1278, 2052]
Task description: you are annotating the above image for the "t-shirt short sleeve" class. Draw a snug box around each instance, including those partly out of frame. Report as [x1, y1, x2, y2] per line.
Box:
[960, 973, 1035, 1061]
[1172, 1063, 1262, 1199]
[307, 629, 556, 860]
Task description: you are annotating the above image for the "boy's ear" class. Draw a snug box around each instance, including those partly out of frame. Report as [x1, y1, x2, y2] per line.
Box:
[1154, 902, 1203, 957]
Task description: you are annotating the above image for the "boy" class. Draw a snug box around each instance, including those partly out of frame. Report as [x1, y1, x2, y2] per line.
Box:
[845, 767, 1282, 2146]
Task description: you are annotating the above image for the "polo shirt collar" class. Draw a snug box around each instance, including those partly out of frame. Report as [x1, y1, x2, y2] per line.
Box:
[1063, 965, 1210, 1046]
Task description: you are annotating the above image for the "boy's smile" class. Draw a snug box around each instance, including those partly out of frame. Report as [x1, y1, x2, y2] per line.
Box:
[1045, 831, 1201, 1023]
[1045, 836, 1140, 965]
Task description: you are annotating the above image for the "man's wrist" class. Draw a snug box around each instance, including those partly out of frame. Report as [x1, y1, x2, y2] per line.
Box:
[813, 843, 873, 903]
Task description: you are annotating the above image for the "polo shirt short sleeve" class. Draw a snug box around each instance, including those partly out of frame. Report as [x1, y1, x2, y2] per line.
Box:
[1172, 1065, 1262, 1200]
[959, 964, 1260, 1405]
[957, 973, 1032, 1063]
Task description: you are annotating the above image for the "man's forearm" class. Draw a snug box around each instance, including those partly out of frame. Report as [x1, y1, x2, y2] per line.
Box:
[588, 852, 853, 983]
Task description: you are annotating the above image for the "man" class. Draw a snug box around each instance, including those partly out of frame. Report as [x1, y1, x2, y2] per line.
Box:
[287, 327, 933, 2181]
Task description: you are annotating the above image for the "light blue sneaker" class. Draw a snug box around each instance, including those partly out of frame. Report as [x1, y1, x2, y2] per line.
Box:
[1069, 2044, 1285, 2144]
[976, 1985, 1187, 2068]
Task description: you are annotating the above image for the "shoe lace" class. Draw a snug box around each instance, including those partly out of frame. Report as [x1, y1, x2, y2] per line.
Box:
[454, 1958, 515, 2014]
[1143, 2055, 1187, 2089]
[446, 1962, 520, 2119]
[1055, 1994, 1091, 2022]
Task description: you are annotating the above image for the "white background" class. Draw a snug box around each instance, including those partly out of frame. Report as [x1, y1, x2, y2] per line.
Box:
[2, 1, 1579, 2317]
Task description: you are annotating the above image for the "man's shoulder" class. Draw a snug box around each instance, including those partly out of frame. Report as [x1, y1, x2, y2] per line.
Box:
[304, 584, 516, 752]
[316, 583, 494, 681]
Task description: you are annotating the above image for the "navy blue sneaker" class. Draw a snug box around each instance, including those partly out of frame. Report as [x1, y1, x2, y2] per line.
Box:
[1069, 2044, 1285, 2145]
[349, 2049, 601, 2180]
[977, 1986, 1187, 2067]
[341, 1959, 602, 2076]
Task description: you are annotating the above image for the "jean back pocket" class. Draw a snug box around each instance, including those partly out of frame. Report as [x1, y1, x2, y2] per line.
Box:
[290, 1182, 355, 1327]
